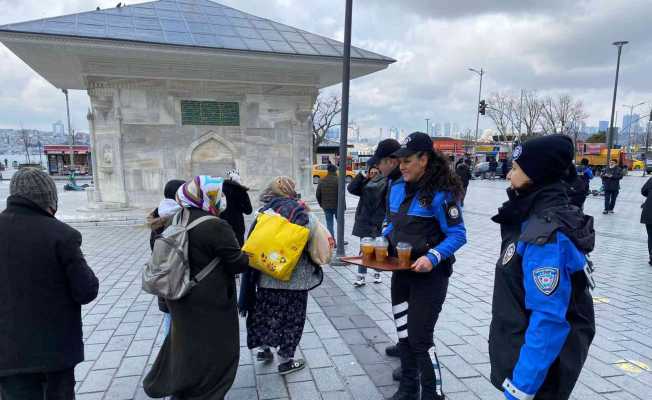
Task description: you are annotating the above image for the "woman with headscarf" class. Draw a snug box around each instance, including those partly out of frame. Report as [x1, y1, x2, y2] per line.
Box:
[238, 177, 323, 375]
[143, 176, 249, 400]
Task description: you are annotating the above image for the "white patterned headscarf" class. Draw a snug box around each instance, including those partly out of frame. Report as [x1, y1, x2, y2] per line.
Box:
[176, 176, 227, 216]
[225, 168, 241, 184]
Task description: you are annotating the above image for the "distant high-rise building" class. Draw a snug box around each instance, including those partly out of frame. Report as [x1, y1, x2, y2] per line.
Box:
[52, 120, 65, 136]
[434, 123, 442, 136]
[444, 122, 451, 137]
[623, 114, 640, 135]
[452, 123, 459, 136]
[598, 120, 609, 133]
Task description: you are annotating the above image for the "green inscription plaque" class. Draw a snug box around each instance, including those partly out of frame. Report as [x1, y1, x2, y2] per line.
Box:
[181, 101, 240, 126]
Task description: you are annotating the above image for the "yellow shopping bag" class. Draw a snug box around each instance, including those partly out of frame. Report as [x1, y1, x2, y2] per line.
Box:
[242, 212, 310, 281]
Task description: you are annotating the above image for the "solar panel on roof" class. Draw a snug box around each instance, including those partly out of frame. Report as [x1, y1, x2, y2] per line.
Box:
[0, 0, 393, 63]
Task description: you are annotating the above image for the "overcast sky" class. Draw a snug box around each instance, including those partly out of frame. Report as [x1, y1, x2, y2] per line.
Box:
[0, 0, 650, 138]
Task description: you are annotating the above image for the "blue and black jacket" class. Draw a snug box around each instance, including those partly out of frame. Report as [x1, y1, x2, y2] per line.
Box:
[382, 177, 467, 272]
[489, 183, 596, 400]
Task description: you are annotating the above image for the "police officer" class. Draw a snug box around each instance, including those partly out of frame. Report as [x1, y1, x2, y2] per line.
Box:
[385, 132, 467, 400]
[489, 135, 596, 400]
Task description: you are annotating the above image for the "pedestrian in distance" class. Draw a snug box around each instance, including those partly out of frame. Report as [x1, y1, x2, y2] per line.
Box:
[348, 161, 387, 286]
[601, 159, 623, 214]
[238, 177, 324, 375]
[0, 168, 99, 400]
[640, 176, 652, 266]
[488, 157, 499, 180]
[385, 132, 467, 400]
[501, 158, 510, 180]
[144, 176, 249, 400]
[455, 158, 473, 206]
[316, 163, 345, 246]
[489, 135, 596, 400]
[567, 158, 593, 210]
[146, 179, 185, 337]
[221, 169, 253, 246]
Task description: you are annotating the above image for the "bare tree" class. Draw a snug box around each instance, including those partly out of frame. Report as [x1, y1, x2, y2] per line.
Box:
[19, 124, 32, 164]
[539, 94, 588, 137]
[311, 95, 341, 162]
[486, 92, 511, 137]
[522, 91, 543, 137]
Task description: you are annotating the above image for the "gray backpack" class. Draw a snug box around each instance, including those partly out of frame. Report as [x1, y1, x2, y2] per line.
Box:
[142, 208, 221, 300]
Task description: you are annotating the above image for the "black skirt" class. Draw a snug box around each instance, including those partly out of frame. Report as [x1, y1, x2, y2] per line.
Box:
[246, 288, 308, 359]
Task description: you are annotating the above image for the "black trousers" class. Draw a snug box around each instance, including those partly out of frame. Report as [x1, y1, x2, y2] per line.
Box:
[604, 190, 619, 211]
[0, 368, 75, 400]
[646, 224, 652, 260]
[392, 269, 449, 395]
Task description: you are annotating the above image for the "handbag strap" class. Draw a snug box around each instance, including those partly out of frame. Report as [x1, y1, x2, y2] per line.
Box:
[185, 215, 219, 230]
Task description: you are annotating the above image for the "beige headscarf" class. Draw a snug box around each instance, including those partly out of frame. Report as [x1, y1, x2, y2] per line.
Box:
[259, 176, 298, 203]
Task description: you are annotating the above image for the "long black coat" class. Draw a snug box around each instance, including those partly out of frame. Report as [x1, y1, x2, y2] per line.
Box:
[144, 208, 249, 400]
[221, 180, 253, 246]
[316, 173, 340, 210]
[347, 173, 386, 238]
[0, 196, 99, 377]
[641, 178, 652, 224]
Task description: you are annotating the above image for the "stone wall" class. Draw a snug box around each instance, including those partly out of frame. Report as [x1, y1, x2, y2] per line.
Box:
[87, 78, 317, 209]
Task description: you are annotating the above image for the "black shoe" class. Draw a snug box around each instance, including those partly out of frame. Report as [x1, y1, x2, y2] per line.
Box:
[278, 359, 305, 375]
[393, 366, 402, 381]
[648, 260, 652, 266]
[602, 210, 608, 214]
[386, 344, 401, 358]
[256, 348, 273, 362]
[609, 210, 615, 214]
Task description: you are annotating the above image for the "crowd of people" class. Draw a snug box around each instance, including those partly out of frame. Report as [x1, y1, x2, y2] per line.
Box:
[3, 131, 650, 400]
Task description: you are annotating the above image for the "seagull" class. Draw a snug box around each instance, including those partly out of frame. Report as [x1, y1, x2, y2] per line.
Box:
[96, 6, 100, 10]
[116, 2, 122, 8]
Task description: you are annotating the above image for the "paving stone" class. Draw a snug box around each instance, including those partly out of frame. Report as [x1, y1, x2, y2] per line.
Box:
[226, 387, 259, 400]
[116, 355, 149, 377]
[126, 339, 154, 357]
[303, 348, 333, 368]
[288, 380, 321, 400]
[257, 373, 288, 399]
[332, 354, 366, 377]
[77, 368, 116, 393]
[312, 367, 346, 392]
[344, 375, 384, 400]
[322, 337, 352, 356]
[104, 375, 140, 400]
[300, 332, 324, 350]
[93, 350, 125, 370]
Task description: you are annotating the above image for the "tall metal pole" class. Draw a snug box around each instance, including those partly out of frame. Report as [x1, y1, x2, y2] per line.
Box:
[63, 89, 75, 171]
[622, 102, 645, 149]
[425, 118, 430, 135]
[469, 68, 484, 162]
[607, 41, 628, 163]
[336, 0, 353, 258]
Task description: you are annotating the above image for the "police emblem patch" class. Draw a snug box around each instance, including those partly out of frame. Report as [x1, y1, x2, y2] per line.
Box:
[448, 206, 460, 219]
[502, 243, 516, 265]
[532, 267, 560, 295]
[512, 145, 523, 160]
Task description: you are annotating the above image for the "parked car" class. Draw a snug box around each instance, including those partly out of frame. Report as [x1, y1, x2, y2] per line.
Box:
[312, 164, 355, 184]
[473, 161, 508, 179]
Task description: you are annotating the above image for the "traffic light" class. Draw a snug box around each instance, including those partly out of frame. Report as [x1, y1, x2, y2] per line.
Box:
[479, 100, 486, 115]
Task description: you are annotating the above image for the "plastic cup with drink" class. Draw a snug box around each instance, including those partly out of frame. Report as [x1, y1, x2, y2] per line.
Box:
[374, 237, 389, 263]
[396, 242, 413, 269]
[360, 237, 375, 263]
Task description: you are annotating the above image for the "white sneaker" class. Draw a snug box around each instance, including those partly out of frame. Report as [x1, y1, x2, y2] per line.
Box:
[373, 272, 382, 284]
[353, 276, 366, 287]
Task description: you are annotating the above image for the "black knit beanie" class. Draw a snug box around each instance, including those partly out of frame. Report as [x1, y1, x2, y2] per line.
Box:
[164, 180, 185, 200]
[10, 168, 58, 212]
[512, 135, 574, 185]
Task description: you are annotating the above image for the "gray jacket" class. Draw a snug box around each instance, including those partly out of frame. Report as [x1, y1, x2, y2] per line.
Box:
[258, 214, 324, 291]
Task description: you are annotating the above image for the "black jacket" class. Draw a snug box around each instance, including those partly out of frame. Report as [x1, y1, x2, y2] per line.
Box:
[348, 173, 387, 238]
[316, 173, 340, 210]
[0, 196, 99, 376]
[455, 164, 472, 188]
[144, 208, 249, 399]
[601, 166, 623, 191]
[221, 180, 253, 246]
[641, 178, 652, 224]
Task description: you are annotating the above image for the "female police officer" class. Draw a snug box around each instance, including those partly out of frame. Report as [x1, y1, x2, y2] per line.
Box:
[384, 132, 467, 400]
[489, 134, 596, 400]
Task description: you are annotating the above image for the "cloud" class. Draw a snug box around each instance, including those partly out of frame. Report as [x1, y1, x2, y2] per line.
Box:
[0, 0, 650, 136]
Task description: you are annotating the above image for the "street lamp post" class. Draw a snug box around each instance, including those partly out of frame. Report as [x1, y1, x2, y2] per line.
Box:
[62, 89, 75, 172]
[622, 102, 645, 148]
[335, 0, 353, 259]
[469, 67, 484, 158]
[425, 118, 430, 135]
[607, 41, 628, 163]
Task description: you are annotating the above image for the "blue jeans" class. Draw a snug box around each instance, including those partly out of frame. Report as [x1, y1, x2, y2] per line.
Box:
[324, 209, 337, 238]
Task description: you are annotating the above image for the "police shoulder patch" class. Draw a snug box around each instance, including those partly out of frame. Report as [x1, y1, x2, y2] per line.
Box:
[532, 267, 560, 296]
[445, 203, 462, 225]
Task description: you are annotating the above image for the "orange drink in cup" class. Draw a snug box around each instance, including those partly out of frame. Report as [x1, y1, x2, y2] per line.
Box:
[361, 237, 375, 263]
[374, 237, 389, 263]
[396, 242, 412, 269]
